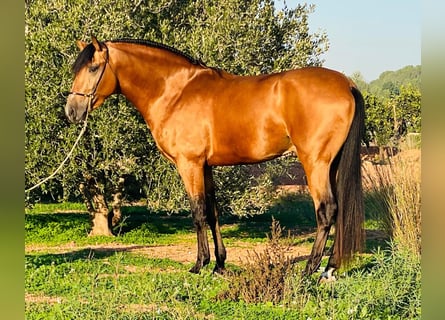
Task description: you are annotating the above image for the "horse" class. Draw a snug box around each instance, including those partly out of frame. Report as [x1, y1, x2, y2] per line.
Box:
[65, 36, 365, 281]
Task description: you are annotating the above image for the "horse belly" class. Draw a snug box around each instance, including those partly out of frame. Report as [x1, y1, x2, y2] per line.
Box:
[204, 74, 295, 166]
[206, 121, 293, 166]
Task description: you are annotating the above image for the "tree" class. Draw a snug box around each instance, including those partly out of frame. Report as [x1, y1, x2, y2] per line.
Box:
[356, 65, 421, 157]
[363, 93, 392, 147]
[350, 71, 370, 93]
[25, 0, 329, 235]
[392, 85, 421, 136]
[363, 85, 421, 155]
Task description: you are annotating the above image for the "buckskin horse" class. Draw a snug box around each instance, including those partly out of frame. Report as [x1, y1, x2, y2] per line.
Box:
[65, 36, 365, 281]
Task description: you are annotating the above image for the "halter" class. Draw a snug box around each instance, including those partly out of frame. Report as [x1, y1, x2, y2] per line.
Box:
[68, 43, 110, 112]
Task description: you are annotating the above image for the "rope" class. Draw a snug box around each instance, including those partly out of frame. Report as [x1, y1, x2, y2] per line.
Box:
[25, 114, 89, 193]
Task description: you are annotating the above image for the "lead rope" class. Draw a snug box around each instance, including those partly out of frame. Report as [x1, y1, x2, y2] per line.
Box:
[25, 112, 89, 193]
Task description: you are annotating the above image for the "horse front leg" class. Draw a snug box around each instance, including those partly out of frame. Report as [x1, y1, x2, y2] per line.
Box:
[188, 195, 211, 273]
[176, 160, 210, 273]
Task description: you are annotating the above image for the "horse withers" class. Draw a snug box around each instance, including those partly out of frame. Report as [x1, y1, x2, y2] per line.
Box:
[65, 36, 365, 281]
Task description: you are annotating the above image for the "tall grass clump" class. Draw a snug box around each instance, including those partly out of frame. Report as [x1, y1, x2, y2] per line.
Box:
[363, 148, 421, 257]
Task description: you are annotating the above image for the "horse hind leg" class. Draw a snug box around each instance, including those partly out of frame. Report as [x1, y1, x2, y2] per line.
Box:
[302, 160, 337, 277]
[318, 156, 341, 283]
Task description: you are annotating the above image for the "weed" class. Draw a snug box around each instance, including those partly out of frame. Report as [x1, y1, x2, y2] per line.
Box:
[219, 218, 304, 304]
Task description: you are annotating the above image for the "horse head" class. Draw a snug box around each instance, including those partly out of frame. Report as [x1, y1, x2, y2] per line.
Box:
[65, 36, 118, 123]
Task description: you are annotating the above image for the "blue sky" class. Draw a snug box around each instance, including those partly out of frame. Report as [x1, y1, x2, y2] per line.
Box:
[276, 1, 421, 81]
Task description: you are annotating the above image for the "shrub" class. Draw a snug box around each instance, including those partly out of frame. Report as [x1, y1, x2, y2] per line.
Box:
[219, 218, 303, 304]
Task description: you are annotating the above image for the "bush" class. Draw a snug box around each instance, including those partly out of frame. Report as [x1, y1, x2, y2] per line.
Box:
[219, 219, 303, 304]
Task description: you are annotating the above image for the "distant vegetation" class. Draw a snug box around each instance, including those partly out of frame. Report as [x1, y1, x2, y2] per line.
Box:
[352, 65, 420, 98]
[350, 65, 421, 149]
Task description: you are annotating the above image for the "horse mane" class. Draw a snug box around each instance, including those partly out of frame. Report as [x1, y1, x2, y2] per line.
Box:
[110, 38, 206, 67]
[72, 38, 213, 75]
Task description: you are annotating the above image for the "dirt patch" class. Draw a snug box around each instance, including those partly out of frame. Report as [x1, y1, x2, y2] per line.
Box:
[25, 293, 63, 305]
[26, 241, 312, 266]
[131, 242, 312, 265]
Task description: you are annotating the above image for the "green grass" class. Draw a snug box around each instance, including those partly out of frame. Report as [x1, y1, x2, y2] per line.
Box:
[25, 195, 317, 247]
[25, 195, 420, 319]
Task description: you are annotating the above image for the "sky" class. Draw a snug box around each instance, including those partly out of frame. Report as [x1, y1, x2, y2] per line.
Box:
[276, 1, 421, 81]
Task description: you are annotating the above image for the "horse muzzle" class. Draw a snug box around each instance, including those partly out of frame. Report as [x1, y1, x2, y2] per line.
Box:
[65, 95, 89, 124]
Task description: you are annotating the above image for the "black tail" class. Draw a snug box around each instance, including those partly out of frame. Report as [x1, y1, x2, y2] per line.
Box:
[334, 86, 365, 268]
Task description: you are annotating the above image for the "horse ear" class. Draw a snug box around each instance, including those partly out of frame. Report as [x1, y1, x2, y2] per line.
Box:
[91, 35, 103, 52]
[76, 40, 87, 51]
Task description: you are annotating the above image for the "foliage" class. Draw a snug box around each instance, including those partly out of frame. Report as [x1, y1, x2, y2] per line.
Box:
[351, 65, 421, 148]
[363, 93, 391, 147]
[363, 86, 421, 147]
[25, 0, 328, 217]
[392, 85, 421, 136]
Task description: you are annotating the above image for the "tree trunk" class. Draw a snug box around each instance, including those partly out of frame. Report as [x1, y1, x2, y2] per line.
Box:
[79, 175, 113, 236]
[110, 177, 125, 227]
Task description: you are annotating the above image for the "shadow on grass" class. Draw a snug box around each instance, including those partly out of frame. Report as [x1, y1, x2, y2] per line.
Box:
[26, 247, 120, 266]
[26, 194, 318, 242]
[116, 206, 194, 235]
[221, 193, 317, 240]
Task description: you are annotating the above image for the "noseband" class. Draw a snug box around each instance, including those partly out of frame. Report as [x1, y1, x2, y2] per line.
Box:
[68, 44, 110, 112]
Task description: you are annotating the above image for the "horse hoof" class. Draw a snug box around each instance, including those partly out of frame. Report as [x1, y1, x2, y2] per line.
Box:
[318, 268, 337, 284]
[213, 266, 226, 275]
[319, 274, 336, 284]
[189, 265, 201, 274]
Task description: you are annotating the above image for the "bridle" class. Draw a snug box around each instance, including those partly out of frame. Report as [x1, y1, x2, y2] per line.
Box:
[68, 43, 111, 112]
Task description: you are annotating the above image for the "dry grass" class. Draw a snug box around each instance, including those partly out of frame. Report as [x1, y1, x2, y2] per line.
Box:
[218, 219, 303, 304]
[363, 148, 421, 257]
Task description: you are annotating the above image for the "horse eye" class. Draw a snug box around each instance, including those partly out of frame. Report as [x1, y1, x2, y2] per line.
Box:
[89, 65, 99, 73]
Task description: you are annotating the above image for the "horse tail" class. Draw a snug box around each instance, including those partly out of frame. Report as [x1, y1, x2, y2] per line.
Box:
[334, 85, 365, 268]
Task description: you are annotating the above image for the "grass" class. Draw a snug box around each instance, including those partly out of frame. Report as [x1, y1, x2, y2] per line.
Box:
[26, 180, 420, 319]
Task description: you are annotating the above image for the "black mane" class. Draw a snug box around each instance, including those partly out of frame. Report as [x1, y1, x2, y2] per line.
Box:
[72, 38, 206, 74]
[111, 38, 204, 66]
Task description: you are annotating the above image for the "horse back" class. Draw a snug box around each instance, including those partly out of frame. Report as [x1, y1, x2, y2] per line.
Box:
[154, 67, 355, 167]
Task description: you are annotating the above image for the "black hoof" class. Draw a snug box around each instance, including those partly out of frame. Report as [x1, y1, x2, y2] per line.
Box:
[189, 264, 202, 274]
[213, 265, 226, 275]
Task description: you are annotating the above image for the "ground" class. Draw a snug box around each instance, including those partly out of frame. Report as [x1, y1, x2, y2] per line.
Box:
[25, 235, 314, 266]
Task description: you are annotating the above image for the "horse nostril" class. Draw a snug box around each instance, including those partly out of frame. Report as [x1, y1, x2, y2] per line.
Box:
[65, 105, 76, 122]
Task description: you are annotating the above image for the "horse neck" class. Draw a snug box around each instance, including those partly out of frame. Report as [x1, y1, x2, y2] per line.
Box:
[108, 42, 202, 123]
